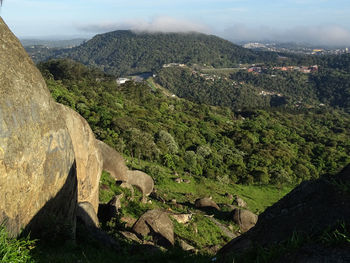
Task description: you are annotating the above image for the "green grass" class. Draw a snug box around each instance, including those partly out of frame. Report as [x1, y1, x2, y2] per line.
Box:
[0, 225, 36, 263]
[98, 158, 294, 258]
[173, 214, 230, 250]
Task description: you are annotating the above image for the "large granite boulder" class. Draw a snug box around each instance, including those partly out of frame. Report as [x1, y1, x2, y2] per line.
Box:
[59, 104, 102, 213]
[0, 18, 77, 237]
[97, 140, 128, 182]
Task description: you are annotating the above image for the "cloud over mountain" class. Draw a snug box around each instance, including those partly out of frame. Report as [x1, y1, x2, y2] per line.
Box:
[77, 16, 210, 34]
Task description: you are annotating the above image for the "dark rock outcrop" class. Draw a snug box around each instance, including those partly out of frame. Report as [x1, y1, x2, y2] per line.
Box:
[0, 17, 76, 237]
[218, 164, 350, 261]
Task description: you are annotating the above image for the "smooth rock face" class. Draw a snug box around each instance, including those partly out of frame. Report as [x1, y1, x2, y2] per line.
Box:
[126, 170, 154, 199]
[60, 104, 102, 213]
[97, 140, 128, 182]
[132, 209, 174, 247]
[0, 18, 76, 236]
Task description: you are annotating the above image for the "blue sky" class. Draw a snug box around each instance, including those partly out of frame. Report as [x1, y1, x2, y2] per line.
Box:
[1, 0, 350, 46]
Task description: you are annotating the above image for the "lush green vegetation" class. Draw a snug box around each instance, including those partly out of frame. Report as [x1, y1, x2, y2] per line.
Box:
[39, 59, 350, 186]
[156, 62, 350, 112]
[42, 30, 279, 76]
[0, 225, 35, 263]
[27, 58, 350, 261]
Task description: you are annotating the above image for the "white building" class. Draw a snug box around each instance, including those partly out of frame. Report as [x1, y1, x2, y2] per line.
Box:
[116, 78, 130, 85]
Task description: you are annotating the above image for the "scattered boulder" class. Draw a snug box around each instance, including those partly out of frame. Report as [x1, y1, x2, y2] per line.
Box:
[77, 202, 99, 228]
[126, 170, 154, 202]
[179, 239, 196, 252]
[231, 208, 258, 233]
[59, 105, 103, 213]
[0, 17, 76, 238]
[233, 195, 247, 208]
[195, 198, 220, 211]
[108, 193, 124, 213]
[183, 179, 191, 184]
[174, 178, 183, 183]
[132, 209, 174, 247]
[97, 140, 128, 182]
[170, 213, 192, 224]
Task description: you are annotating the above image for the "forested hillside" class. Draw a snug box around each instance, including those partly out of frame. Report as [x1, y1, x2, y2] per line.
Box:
[39, 59, 350, 185]
[41, 30, 279, 76]
[155, 58, 350, 112]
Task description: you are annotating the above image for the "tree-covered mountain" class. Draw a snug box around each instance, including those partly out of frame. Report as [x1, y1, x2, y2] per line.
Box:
[44, 30, 279, 76]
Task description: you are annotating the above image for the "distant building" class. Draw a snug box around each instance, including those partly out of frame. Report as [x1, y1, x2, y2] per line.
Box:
[116, 78, 130, 85]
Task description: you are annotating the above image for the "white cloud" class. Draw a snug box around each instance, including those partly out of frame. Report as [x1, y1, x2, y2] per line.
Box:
[77, 16, 210, 34]
[223, 24, 350, 46]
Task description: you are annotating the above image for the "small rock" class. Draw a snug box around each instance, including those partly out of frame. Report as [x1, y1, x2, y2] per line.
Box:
[195, 198, 220, 211]
[179, 239, 196, 252]
[171, 213, 192, 224]
[108, 193, 124, 213]
[171, 199, 177, 204]
[183, 179, 191, 184]
[133, 209, 174, 247]
[233, 195, 247, 208]
[174, 178, 183, 183]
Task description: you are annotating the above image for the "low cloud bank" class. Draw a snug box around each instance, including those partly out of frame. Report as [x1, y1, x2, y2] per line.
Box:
[77, 16, 210, 34]
[76, 17, 350, 47]
[223, 24, 350, 47]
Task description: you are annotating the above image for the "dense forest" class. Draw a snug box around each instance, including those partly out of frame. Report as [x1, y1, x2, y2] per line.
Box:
[38, 59, 350, 186]
[155, 59, 350, 112]
[34, 30, 280, 76]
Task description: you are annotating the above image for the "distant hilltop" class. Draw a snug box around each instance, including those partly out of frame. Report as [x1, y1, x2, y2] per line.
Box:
[31, 30, 279, 76]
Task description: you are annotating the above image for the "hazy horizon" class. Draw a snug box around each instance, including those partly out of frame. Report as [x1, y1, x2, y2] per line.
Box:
[2, 0, 350, 47]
